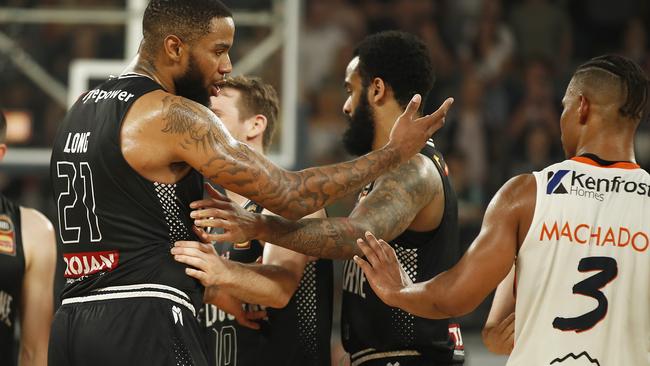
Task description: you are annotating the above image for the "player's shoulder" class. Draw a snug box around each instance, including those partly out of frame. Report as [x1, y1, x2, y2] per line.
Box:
[387, 153, 440, 184]
[19, 206, 53, 230]
[494, 174, 536, 212]
[19, 207, 56, 265]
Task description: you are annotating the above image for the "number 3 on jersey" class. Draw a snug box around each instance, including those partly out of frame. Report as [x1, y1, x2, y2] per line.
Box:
[553, 256, 618, 333]
[56, 161, 102, 244]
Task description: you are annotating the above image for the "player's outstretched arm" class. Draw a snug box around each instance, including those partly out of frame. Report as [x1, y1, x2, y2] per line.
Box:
[354, 175, 534, 319]
[482, 266, 516, 355]
[19, 208, 56, 366]
[191, 155, 441, 259]
[163, 93, 453, 220]
[174, 209, 323, 307]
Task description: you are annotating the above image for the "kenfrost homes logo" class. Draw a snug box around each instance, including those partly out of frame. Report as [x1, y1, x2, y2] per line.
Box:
[546, 170, 570, 195]
[547, 170, 650, 202]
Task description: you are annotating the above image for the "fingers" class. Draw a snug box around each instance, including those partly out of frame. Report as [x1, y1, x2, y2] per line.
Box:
[185, 267, 207, 283]
[380, 239, 398, 264]
[204, 232, 236, 243]
[190, 207, 229, 220]
[245, 309, 267, 320]
[432, 97, 454, 119]
[418, 97, 454, 136]
[400, 94, 422, 121]
[501, 312, 516, 331]
[194, 219, 232, 231]
[173, 254, 207, 270]
[192, 225, 211, 244]
[236, 316, 261, 330]
[505, 331, 514, 353]
[364, 232, 391, 262]
[357, 238, 379, 266]
[190, 198, 231, 210]
[353, 255, 375, 279]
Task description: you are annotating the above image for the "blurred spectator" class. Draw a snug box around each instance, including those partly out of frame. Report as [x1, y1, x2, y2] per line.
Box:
[508, 124, 558, 176]
[457, 0, 513, 131]
[507, 59, 560, 156]
[445, 151, 484, 247]
[509, 0, 572, 73]
[620, 18, 649, 71]
[446, 70, 489, 185]
[300, 0, 363, 93]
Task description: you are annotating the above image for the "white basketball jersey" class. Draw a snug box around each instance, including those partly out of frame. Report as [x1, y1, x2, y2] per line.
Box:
[508, 156, 650, 366]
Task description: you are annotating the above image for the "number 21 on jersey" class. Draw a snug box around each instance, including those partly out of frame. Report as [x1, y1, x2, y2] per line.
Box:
[56, 161, 103, 244]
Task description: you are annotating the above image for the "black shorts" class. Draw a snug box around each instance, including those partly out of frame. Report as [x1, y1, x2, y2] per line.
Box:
[48, 284, 208, 366]
[350, 350, 464, 366]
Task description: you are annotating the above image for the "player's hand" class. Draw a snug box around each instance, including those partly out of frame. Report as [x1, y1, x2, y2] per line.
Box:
[388, 95, 453, 163]
[190, 183, 261, 244]
[172, 241, 232, 287]
[482, 312, 515, 355]
[203, 286, 266, 330]
[353, 232, 413, 308]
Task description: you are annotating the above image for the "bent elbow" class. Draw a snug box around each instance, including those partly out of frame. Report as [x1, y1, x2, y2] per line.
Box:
[437, 298, 479, 319]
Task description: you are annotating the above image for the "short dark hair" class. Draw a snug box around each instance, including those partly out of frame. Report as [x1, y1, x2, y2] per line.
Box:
[0, 111, 5, 143]
[353, 31, 435, 109]
[142, 0, 232, 55]
[222, 76, 280, 151]
[574, 54, 649, 121]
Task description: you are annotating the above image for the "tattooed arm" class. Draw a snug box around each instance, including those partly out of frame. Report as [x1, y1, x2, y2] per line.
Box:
[193, 154, 442, 259]
[160, 94, 452, 220]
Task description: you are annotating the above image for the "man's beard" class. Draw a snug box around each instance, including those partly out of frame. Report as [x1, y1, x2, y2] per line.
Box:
[342, 91, 376, 156]
[174, 56, 210, 107]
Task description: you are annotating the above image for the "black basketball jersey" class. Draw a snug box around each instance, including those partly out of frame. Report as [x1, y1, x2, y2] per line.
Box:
[262, 258, 333, 366]
[50, 74, 204, 310]
[341, 140, 465, 364]
[199, 200, 266, 366]
[0, 194, 23, 366]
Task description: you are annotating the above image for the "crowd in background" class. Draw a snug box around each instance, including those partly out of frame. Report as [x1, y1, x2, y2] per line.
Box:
[1, 0, 650, 327]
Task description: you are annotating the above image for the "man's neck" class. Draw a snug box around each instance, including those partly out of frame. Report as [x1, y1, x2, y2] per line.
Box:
[125, 54, 176, 94]
[575, 124, 636, 163]
[372, 107, 402, 151]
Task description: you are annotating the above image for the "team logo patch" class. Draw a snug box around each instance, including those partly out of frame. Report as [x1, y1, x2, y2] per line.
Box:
[0, 215, 16, 256]
[547, 170, 570, 194]
[172, 305, 184, 326]
[63, 250, 120, 278]
[550, 351, 600, 365]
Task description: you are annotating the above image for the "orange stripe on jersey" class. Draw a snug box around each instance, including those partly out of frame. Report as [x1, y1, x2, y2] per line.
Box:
[571, 156, 640, 170]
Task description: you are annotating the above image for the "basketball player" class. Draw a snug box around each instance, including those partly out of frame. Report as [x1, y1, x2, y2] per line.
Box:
[48, 0, 452, 364]
[175, 31, 465, 366]
[0, 111, 56, 366]
[196, 75, 333, 366]
[352, 55, 650, 365]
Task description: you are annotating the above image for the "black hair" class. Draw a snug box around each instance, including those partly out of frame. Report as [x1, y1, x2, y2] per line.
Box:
[353, 31, 435, 109]
[142, 0, 232, 55]
[574, 54, 649, 121]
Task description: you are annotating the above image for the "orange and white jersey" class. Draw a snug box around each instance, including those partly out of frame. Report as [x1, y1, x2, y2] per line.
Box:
[509, 156, 650, 366]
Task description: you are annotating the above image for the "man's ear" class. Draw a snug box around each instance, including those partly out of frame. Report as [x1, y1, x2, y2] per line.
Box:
[369, 77, 387, 104]
[578, 94, 590, 125]
[0, 144, 8, 162]
[163, 35, 185, 63]
[245, 114, 268, 141]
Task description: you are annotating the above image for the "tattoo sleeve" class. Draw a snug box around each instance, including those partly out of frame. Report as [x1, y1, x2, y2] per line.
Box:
[255, 157, 442, 259]
[161, 96, 403, 219]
